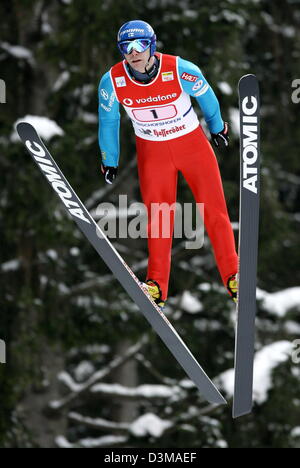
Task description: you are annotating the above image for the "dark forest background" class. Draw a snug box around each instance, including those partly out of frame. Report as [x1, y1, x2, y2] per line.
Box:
[0, 0, 300, 448]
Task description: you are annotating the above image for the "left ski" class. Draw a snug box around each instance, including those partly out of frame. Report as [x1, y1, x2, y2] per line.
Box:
[17, 122, 227, 406]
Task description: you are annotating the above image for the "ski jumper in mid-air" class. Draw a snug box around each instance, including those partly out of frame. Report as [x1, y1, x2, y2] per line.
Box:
[98, 20, 238, 309]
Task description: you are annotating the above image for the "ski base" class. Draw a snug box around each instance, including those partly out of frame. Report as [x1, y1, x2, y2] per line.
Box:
[233, 74, 261, 418]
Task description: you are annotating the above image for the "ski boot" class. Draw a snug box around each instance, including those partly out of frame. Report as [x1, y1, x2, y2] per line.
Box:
[227, 273, 238, 304]
[142, 279, 165, 310]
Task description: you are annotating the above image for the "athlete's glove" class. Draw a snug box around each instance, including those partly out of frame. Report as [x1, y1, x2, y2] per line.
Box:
[101, 164, 118, 184]
[210, 122, 229, 148]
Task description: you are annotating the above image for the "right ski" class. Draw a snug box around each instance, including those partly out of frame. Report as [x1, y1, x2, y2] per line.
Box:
[233, 74, 261, 418]
[17, 122, 226, 406]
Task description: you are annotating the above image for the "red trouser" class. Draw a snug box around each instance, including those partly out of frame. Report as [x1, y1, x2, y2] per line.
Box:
[136, 126, 238, 301]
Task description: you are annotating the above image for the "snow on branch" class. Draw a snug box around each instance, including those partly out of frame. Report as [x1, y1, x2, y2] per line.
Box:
[68, 412, 130, 432]
[12, 116, 64, 142]
[129, 413, 173, 438]
[66, 412, 174, 442]
[218, 340, 294, 404]
[90, 382, 183, 401]
[56, 434, 128, 449]
[0, 42, 34, 65]
[257, 287, 300, 317]
[48, 336, 148, 411]
[1, 258, 21, 272]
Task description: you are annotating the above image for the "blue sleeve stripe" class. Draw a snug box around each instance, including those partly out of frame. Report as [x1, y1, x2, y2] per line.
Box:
[98, 71, 120, 167]
[194, 83, 210, 97]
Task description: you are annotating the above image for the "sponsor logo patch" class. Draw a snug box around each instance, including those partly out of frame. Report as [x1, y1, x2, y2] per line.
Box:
[135, 93, 177, 104]
[140, 128, 152, 136]
[115, 76, 126, 87]
[109, 92, 116, 108]
[25, 139, 91, 224]
[100, 88, 109, 100]
[241, 96, 259, 194]
[192, 79, 204, 91]
[153, 125, 186, 138]
[162, 71, 174, 82]
[101, 103, 111, 112]
[123, 98, 133, 106]
[119, 28, 144, 39]
[181, 72, 198, 83]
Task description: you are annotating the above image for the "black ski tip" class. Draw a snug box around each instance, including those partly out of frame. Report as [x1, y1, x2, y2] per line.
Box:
[238, 73, 257, 83]
[238, 74, 259, 93]
[16, 121, 29, 132]
[16, 121, 34, 141]
[16, 121, 25, 128]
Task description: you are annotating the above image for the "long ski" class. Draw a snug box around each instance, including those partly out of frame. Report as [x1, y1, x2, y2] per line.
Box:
[17, 122, 226, 406]
[233, 75, 261, 417]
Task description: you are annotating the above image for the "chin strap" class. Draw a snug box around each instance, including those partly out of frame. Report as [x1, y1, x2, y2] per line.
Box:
[127, 55, 159, 84]
[146, 56, 159, 79]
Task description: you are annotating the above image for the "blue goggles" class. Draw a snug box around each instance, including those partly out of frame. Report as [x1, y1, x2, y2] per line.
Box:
[119, 38, 151, 55]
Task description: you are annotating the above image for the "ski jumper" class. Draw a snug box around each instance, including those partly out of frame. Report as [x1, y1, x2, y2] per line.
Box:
[99, 52, 238, 300]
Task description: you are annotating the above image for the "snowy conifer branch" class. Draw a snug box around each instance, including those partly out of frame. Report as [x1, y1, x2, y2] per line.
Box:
[55, 434, 128, 449]
[90, 382, 183, 401]
[68, 412, 130, 432]
[63, 412, 175, 447]
[48, 336, 148, 411]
